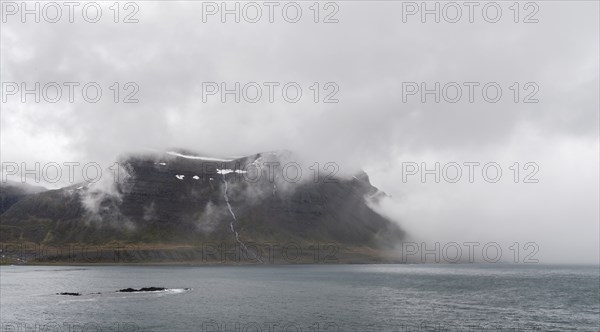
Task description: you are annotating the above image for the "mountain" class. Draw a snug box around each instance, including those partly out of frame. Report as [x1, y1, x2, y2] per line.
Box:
[0, 151, 404, 262]
[0, 181, 47, 214]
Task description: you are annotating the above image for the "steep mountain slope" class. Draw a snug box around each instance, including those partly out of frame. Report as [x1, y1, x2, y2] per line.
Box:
[0, 151, 404, 251]
[0, 181, 47, 214]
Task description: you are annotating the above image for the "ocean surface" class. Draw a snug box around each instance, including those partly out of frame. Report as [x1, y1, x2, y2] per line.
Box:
[1, 264, 598, 331]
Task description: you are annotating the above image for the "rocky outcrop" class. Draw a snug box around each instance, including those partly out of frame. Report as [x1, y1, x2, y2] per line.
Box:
[118, 287, 167, 293]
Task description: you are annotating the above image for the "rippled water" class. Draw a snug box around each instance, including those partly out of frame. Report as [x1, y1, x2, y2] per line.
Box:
[1, 264, 598, 331]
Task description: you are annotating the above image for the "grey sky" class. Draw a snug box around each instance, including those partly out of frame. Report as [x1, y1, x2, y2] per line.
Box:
[1, 1, 598, 264]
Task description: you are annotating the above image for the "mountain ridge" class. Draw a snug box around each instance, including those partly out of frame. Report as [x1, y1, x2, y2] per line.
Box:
[0, 150, 404, 262]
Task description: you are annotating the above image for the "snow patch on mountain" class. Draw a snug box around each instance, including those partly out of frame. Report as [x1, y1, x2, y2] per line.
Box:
[166, 151, 234, 162]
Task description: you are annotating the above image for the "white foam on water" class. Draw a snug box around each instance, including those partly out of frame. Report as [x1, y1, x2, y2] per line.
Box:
[166, 288, 190, 294]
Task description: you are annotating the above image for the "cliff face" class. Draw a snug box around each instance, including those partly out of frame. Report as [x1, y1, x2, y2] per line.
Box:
[0, 151, 404, 249]
[0, 181, 47, 214]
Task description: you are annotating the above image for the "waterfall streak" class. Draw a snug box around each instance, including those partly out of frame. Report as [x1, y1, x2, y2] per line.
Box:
[221, 175, 263, 263]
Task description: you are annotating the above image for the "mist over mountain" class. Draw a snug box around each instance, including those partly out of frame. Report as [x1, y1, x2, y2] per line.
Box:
[0, 181, 47, 214]
[0, 150, 404, 252]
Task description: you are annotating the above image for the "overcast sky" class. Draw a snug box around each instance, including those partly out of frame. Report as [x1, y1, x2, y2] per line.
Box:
[1, 1, 598, 264]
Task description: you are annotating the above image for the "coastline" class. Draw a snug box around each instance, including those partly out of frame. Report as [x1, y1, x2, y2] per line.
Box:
[0, 242, 402, 265]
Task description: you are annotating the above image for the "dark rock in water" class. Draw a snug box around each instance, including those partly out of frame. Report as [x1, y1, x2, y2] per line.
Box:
[118, 288, 136, 293]
[57, 292, 80, 296]
[118, 287, 166, 293]
[140, 287, 166, 292]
